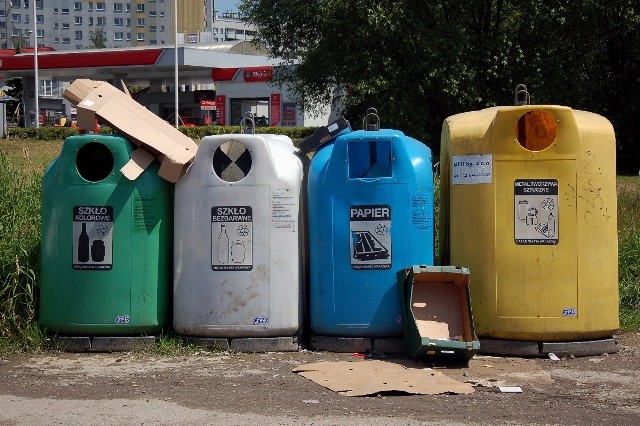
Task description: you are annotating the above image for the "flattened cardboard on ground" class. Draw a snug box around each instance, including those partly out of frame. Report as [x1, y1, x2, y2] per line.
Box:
[63, 79, 198, 183]
[292, 360, 474, 396]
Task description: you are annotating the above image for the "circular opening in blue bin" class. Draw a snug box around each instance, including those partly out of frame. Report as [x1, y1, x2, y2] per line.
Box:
[76, 142, 114, 182]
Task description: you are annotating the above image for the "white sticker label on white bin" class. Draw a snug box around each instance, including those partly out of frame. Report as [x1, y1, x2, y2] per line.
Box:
[452, 154, 492, 185]
[271, 188, 298, 232]
[211, 206, 253, 271]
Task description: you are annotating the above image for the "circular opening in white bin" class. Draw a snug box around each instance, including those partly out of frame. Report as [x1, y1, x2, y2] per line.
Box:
[212, 141, 252, 182]
[76, 142, 114, 182]
[515, 110, 558, 152]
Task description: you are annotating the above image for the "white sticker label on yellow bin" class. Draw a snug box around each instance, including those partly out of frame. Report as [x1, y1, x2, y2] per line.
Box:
[514, 179, 559, 245]
[452, 154, 492, 185]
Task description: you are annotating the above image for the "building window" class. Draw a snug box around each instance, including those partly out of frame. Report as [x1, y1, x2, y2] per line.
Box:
[11, 14, 20, 23]
[75, 30, 82, 40]
[62, 23, 70, 29]
[75, 16, 82, 25]
[36, 0, 43, 10]
[126, 32, 131, 41]
[149, 11, 156, 17]
[0, 11, 5, 18]
[159, 11, 164, 18]
[62, 37, 70, 44]
[53, 23, 58, 29]
[97, 17, 106, 26]
[40, 80, 57, 97]
[54, 37, 59, 43]
[126, 18, 131, 27]
[137, 32, 144, 41]
[136, 4, 144, 12]
[137, 18, 144, 27]
[113, 3, 123, 12]
[10, 0, 19, 7]
[96, 2, 105, 12]
[36, 14, 43, 24]
[89, 17, 93, 26]
[149, 26, 156, 32]
[24, 14, 29, 24]
[74, 2, 82, 11]
[36, 28, 43, 38]
[61, 8, 69, 14]
[125, 3, 131, 12]
[114, 18, 123, 26]
[159, 25, 164, 32]
[114, 31, 123, 40]
[88, 2, 93, 11]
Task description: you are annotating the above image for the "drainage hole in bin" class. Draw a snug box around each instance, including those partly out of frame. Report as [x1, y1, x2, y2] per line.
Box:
[76, 142, 114, 182]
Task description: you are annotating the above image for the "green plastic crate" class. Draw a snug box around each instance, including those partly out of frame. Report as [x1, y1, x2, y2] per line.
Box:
[398, 265, 480, 362]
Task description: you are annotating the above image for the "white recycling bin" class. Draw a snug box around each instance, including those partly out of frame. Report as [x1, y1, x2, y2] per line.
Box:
[173, 133, 304, 337]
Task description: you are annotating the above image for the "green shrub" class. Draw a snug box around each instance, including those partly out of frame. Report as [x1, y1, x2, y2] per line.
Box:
[0, 152, 44, 350]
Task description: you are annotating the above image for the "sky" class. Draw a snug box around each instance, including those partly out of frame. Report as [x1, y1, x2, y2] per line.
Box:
[213, 1, 241, 13]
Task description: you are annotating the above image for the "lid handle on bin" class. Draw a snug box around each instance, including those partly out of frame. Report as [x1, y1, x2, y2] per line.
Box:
[363, 107, 380, 131]
[240, 112, 256, 134]
[514, 84, 530, 106]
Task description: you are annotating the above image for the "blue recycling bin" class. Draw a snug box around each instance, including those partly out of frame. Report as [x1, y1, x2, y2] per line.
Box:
[308, 129, 434, 337]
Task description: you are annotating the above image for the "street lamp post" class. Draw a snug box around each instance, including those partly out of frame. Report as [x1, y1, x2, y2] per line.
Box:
[174, 0, 179, 128]
[32, 0, 39, 128]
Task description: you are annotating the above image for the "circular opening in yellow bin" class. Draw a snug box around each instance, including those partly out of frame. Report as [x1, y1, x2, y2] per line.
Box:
[515, 110, 557, 152]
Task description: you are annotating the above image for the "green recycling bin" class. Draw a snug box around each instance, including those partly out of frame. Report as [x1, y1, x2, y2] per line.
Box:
[39, 135, 172, 335]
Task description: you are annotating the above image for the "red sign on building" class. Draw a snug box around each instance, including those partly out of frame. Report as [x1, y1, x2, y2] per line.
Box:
[270, 93, 281, 126]
[243, 66, 273, 82]
[200, 99, 216, 111]
[216, 95, 226, 125]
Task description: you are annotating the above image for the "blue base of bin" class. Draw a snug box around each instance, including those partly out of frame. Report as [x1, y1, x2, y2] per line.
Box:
[310, 335, 405, 354]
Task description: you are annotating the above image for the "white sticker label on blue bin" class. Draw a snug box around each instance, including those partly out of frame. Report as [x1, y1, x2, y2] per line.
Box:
[452, 154, 493, 185]
[349, 205, 391, 270]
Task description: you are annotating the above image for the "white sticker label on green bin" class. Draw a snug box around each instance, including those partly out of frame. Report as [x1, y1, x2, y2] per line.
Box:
[72, 205, 113, 270]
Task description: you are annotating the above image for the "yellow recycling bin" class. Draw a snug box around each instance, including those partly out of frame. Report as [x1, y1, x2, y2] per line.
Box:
[439, 104, 618, 342]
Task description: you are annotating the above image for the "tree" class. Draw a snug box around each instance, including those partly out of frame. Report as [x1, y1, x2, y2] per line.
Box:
[88, 27, 107, 49]
[240, 0, 640, 172]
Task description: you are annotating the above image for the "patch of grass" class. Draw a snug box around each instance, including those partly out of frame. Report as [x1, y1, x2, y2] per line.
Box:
[0, 151, 43, 350]
[618, 176, 640, 327]
[0, 139, 62, 175]
[134, 333, 230, 357]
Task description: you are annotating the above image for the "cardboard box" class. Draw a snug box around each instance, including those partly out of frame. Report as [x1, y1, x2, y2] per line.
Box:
[63, 79, 198, 183]
[398, 265, 480, 363]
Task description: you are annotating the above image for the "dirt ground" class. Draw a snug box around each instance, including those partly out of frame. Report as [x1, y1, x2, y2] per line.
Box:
[0, 333, 639, 426]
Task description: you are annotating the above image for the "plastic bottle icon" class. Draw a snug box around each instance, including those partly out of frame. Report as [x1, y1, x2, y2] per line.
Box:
[78, 222, 90, 263]
[217, 224, 230, 264]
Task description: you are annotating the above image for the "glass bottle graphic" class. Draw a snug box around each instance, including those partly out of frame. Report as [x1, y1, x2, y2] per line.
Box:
[217, 224, 229, 264]
[78, 222, 90, 263]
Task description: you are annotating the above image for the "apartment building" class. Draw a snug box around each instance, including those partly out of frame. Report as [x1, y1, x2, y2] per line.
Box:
[0, 0, 255, 51]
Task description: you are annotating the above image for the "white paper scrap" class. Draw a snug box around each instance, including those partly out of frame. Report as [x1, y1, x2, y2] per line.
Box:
[548, 353, 561, 361]
[499, 386, 523, 393]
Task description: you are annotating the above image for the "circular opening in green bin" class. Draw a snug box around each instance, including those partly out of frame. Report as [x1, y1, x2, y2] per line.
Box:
[76, 142, 114, 182]
[213, 141, 252, 182]
[515, 110, 557, 152]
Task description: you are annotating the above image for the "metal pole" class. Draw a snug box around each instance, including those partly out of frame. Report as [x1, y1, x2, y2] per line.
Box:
[33, 0, 39, 128]
[174, 0, 179, 128]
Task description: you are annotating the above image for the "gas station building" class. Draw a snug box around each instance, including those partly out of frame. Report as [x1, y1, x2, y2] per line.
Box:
[0, 41, 337, 128]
